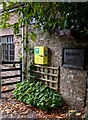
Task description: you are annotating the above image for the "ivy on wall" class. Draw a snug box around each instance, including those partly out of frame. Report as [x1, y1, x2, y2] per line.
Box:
[1, 2, 88, 40]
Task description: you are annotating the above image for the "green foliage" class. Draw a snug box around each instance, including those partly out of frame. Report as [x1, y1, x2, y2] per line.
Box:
[1, 22, 10, 28]
[13, 80, 64, 111]
[29, 32, 37, 42]
[84, 112, 88, 120]
[1, 2, 88, 39]
[28, 62, 40, 80]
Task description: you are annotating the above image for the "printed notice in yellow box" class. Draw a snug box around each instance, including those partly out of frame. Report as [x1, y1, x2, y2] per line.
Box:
[34, 46, 48, 65]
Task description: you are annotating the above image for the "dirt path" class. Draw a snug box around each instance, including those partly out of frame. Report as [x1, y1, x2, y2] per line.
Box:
[0, 95, 36, 119]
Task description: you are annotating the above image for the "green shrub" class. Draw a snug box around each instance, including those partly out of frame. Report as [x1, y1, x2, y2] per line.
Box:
[13, 80, 64, 111]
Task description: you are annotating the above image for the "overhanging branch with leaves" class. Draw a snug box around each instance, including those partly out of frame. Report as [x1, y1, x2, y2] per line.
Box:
[1, 2, 88, 40]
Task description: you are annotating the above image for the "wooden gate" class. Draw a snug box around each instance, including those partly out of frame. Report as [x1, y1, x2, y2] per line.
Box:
[0, 60, 22, 95]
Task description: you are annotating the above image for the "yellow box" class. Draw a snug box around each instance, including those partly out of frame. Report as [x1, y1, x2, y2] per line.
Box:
[34, 46, 48, 65]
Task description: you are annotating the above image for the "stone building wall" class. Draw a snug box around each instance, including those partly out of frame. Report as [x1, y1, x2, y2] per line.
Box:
[14, 35, 22, 61]
[28, 29, 88, 109]
[0, 28, 22, 61]
[86, 70, 88, 109]
[0, 11, 88, 110]
[0, 12, 22, 61]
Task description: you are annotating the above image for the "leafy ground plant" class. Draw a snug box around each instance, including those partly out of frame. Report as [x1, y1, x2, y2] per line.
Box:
[13, 80, 64, 111]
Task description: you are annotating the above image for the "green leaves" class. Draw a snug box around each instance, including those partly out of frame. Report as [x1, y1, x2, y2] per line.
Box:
[13, 23, 19, 34]
[30, 32, 37, 42]
[13, 80, 64, 111]
[2, 2, 88, 39]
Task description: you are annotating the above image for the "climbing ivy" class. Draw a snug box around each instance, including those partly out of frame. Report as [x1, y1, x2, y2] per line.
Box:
[1, 2, 88, 39]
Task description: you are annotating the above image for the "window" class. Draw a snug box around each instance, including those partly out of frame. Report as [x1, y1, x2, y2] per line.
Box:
[0, 35, 14, 61]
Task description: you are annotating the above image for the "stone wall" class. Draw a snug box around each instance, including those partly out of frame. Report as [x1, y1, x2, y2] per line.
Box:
[14, 35, 22, 61]
[86, 70, 88, 109]
[0, 10, 22, 61]
[28, 29, 88, 109]
[0, 28, 22, 61]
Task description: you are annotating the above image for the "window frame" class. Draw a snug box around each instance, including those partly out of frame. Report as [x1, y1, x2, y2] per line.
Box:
[0, 35, 15, 61]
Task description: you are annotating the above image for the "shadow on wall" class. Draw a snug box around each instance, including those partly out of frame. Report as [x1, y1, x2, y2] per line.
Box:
[48, 48, 52, 66]
[85, 47, 88, 68]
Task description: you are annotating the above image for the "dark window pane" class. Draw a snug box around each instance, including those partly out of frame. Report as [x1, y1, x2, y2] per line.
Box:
[5, 55, 8, 60]
[10, 55, 14, 60]
[2, 37, 7, 43]
[0, 37, 2, 42]
[10, 51, 14, 55]
[10, 44, 14, 49]
[8, 45, 10, 50]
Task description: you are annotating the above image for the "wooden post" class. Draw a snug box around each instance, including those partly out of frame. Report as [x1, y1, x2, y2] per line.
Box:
[0, 44, 2, 98]
[57, 66, 60, 91]
[20, 61, 22, 82]
[0, 71, 1, 98]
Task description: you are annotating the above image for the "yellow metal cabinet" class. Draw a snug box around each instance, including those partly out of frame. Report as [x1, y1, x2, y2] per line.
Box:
[34, 46, 48, 65]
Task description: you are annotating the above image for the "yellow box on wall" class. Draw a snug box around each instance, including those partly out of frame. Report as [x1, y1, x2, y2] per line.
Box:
[34, 46, 48, 65]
